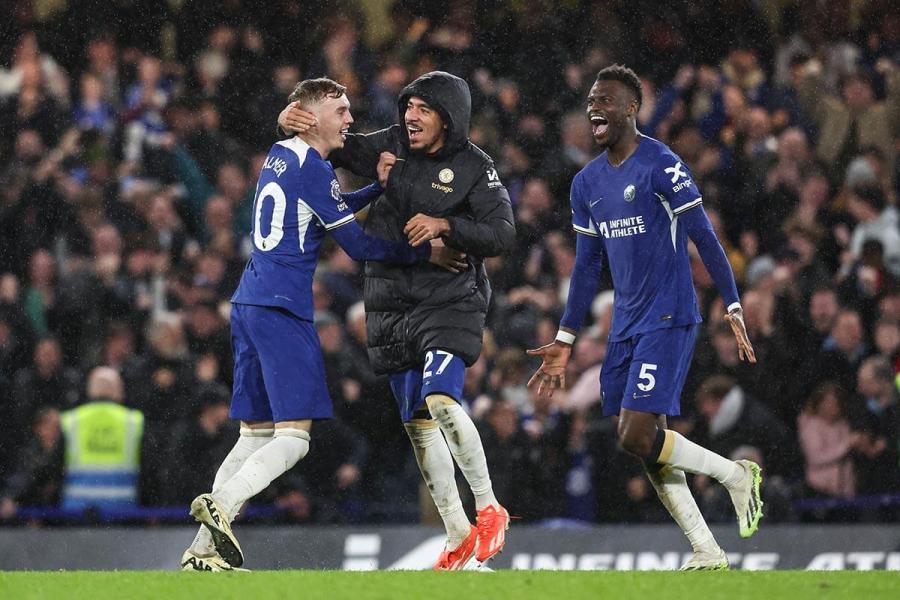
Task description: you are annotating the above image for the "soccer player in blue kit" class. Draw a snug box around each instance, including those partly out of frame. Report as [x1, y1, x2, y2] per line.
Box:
[182, 78, 464, 571]
[528, 66, 763, 571]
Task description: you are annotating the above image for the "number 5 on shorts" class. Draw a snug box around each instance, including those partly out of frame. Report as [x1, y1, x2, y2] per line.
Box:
[637, 363, 658, 391]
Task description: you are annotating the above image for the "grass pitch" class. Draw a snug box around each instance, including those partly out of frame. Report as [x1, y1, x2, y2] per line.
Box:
[0, 570, 895, 600]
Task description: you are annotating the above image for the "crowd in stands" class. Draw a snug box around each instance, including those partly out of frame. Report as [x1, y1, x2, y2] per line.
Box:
[1, 0, 899, 526]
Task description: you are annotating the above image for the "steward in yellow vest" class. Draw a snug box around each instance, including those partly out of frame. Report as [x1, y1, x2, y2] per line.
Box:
[60, 367, 143, 509]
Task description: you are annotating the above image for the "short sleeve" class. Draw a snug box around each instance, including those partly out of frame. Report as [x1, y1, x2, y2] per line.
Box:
[570, 173, 598, 237]
[651, 151, 703, 216]
[301, 161, 356, 230]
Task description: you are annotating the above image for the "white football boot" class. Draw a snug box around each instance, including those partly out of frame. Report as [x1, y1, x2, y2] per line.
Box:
[190, 493, 244, 568]
[180, 549, 249, 572]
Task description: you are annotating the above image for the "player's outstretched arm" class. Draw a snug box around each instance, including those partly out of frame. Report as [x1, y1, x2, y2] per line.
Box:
[680, 205, 756, 363]
[330, 220, 467, 272]
[341, 182, 383, 213]
[277, 102, 395, 180]
[527, 232, 605, 397]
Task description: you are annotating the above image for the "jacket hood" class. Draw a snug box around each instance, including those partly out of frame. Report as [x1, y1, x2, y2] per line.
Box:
[397, 71, 471, 156]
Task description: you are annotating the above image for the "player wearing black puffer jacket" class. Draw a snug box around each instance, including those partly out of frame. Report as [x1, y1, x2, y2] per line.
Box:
[278, 71, 515, 568]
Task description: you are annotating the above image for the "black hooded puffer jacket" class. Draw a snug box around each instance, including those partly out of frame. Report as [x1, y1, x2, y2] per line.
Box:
[329, 71, 515, 374]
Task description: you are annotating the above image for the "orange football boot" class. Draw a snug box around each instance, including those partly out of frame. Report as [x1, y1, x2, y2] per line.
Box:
[433, 525, 478, 570]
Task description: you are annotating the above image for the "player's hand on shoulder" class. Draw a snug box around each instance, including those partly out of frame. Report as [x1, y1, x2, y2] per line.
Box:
[278, 101, 317, 134]
[377, 152, 396, 187]
[526, 341, 572, 398]
[405, 213, 450, 247]
[427, 237, 467, 273]
[724, 306, 757, 364]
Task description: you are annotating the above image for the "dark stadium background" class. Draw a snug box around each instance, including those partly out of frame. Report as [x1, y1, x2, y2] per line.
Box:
[0, 0, 898, 532]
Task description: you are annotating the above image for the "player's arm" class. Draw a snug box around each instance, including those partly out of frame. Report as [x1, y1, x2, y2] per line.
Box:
[527, 176, 605, 397]
[655, 156, 756, 363]
[329, 218, 425, 264]
[340, 182, 383, 213]
[277, 101, 396, 179]
[405, 164, 516, 257]
[330, 220, 466, 272]
[306, 165, 464, 271]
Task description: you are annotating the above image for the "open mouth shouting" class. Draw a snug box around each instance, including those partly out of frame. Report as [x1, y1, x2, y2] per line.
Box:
[590, 114, 609, 139]
[407, 122, 423, 143]
[340, 126, 350, 140]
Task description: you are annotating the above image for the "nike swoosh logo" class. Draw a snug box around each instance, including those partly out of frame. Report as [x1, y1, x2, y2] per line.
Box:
[590, 198, 602, 207]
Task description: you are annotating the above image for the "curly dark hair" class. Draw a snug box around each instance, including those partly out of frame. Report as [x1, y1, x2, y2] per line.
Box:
[596, 64, 642, 108]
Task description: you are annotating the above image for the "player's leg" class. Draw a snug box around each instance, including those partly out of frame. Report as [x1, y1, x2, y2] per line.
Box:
[184, 303, 274, 571]
[209, 308, 328, 516]
[621, 325, 762, 540]
[193, 418, 310, 568]
[194, 306, 331, 566]
[646, 415, 726, 570]
[208, 418, 312, 523]
[185, 423, 273, 567]
[419, 349, 508, 563]
[390, 369, 476, 569]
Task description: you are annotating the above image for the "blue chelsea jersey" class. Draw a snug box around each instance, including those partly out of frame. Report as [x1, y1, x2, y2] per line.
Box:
[571, 135, 703, 341]
[232, 137, 356, 321]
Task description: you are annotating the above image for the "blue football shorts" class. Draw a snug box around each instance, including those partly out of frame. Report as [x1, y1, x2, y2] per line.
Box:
[599, 324, 699, 417]
[229, 303, 333, 423]
[389, 348, 466, 422]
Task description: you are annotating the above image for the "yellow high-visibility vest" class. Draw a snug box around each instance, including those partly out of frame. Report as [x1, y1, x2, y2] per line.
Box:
[60, 402, 143, 509]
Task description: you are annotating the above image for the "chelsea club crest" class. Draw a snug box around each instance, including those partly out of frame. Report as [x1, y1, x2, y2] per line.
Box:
[439, 168, 455, 183]
[330, 179, 341, 201]
[624, 184, 635, 202]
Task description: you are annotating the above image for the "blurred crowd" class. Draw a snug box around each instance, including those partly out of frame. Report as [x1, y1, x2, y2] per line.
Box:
[1, 0, 899, 526]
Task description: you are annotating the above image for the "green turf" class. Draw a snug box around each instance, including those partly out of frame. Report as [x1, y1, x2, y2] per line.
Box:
[0, 571, 895, 600]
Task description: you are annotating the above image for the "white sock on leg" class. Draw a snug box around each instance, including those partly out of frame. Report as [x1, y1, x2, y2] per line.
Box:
[661, 431, 742, 488]
[426, 395, 498, 511]
[212, 428, 310, 518]
[189, 427, 273, 556]
[405, 420, 472, 549]
[648, 466, 719, 554]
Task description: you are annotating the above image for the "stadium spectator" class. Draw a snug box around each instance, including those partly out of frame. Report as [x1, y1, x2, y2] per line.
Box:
[164, 385, 237, 504]
[844, 186, 900, 276]
[798, 383, 859, 499]
[797, 60, 898, 185]
[478, 399, 543, 521]
[60, 367, 144, 510]
[12, 337, 80, 437]
[804, 309, 869, 396]
[851, 357, 900, 503]
[0, 407, 63, 519]
[691, 375, 793, 477]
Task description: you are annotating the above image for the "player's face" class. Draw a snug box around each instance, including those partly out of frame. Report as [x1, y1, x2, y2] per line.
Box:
[405, 97, 446, 153]
[586, 80, 638, 150]
[315, 94, 354, 152]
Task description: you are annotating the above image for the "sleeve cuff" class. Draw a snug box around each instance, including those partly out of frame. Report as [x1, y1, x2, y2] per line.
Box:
[727, 302, 742, 313]
[572, 224, 599, 237]
[324, 214, 356, 230]
[672, 197, 703, 215]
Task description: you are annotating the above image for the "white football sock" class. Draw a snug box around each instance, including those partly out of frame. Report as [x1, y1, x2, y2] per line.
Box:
[648, 466, 720, 554]
[189, 427, 273, 556]
[660, 431, 743, 489]
[212, 428, 310, 518]
[405, 420, 472, 549]
[426, 395, 498, 511]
